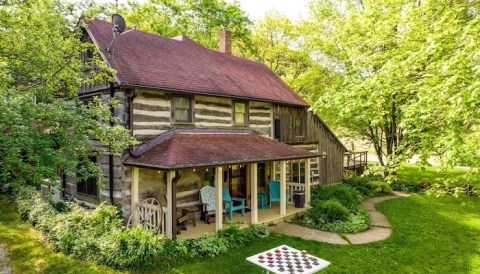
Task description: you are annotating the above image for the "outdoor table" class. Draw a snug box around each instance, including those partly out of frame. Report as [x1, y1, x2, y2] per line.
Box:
[257, 192, 268, 209]
[246, 245, 330, 274]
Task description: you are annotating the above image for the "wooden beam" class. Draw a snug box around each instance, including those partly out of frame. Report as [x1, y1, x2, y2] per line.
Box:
[215, 166, 223, 231]
[305, 158, 311, 205]
[131, 167, 139, 225]
[250, 163, 258, 224]
[166, 170, 175, 239]
[280, 160, 287, 216]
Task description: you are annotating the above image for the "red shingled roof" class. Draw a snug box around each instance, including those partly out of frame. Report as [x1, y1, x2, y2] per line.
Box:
[124, 129, 318, 170]
[85, 19, 308, 107]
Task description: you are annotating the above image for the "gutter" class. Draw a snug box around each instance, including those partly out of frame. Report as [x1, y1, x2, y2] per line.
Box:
[109, 82, 115, 204]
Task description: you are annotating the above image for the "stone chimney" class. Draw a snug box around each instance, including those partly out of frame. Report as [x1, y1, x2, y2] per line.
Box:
[218, 29, 232, 54]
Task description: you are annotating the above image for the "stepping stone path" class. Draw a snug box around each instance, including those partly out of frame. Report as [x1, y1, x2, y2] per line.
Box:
[269, 192, 410, 245]
[0, 244, 11, 274]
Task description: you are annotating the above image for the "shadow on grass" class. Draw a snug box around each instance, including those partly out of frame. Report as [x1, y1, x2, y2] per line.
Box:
[0, 195, 125, 274]
[171, 195, 480, 274]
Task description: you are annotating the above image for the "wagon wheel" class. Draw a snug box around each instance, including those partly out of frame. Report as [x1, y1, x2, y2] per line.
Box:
[127, 198, 163, 233]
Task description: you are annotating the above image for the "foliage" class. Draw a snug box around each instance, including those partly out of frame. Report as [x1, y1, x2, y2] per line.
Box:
[344, 175, 393, 198]
[425, 180, 478, 198]
[0, 0, 136, 188]
[391, 182, 423, 193]
[305, 199, 350, 224]
[308, 0, 480, 176]
[187, 234, 228, 257]
[112, 0, 255, 56]
[311, 184, 360, 209]
[12, 186, 163, 269]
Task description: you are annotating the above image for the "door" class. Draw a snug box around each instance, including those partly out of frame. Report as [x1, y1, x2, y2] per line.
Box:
[229, 165, 247, 198]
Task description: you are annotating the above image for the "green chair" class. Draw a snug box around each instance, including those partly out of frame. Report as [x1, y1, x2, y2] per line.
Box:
[268, 180, 289, 209]
[222, 188, 246, 220]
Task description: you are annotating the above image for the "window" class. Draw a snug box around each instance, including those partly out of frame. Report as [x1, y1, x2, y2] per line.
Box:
[291, 162, 306, 184]
[173, 96, 193, 123]
[274, 118, 281, 139]
[77, 156, 98, 197]
[233, 101, 248, 125]
[295, 116, 304, 136]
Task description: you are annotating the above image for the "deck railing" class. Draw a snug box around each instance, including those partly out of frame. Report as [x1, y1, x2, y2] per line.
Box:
[344, 151, 368, 170]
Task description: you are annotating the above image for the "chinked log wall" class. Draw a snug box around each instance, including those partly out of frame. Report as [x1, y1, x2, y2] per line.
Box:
[132, 89, 273, 141]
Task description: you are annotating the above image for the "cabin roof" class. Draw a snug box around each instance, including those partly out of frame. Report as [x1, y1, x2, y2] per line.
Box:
[84, 19, 309, 107]
[123, 129, 318, 170]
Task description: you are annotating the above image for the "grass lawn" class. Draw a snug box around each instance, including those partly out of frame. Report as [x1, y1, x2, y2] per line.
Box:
[0, 196, 125, 274]
[397, 163, 479, 187]
[172, 195, 480, 273]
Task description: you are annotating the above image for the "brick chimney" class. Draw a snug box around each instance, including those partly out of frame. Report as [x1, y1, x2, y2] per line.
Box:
[218, 29, 232, 54]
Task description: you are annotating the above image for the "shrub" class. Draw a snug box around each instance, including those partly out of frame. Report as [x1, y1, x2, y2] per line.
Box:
[369, 180, 393, 196]
[391, 181, 422, 193]
[187, 234, 228, 257]
[317, 209, 370, 233]
[98, 227, 164, 269]
[245, 223, 270, 239]
[311, 184, 360, 210]
[344, 176, 393, 197]
[305, 199, 350, 226]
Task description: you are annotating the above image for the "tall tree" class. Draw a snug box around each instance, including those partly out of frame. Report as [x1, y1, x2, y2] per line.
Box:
[0, 0, 135, 187]
[308, 0, 480, 177]
[118, 0, 255, 56]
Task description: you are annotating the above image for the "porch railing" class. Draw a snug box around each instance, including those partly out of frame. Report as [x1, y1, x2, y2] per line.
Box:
[344, 151, 368, 170]
[286, 182, 305, 204]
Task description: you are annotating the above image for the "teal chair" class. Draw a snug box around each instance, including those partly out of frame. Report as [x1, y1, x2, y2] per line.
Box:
[222, 188, 246, 220]
[268, 180, 289, 209]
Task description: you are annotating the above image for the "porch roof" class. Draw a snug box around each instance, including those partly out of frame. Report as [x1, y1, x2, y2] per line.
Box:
[123, 129, 318, 170]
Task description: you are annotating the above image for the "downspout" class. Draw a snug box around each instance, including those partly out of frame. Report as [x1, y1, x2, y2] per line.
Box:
[109, 82, 115, 204]
[172, 172, 181, 239]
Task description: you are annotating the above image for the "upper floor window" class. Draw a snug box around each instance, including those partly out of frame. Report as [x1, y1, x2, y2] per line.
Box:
[295, 116, 304, 136]
[233, 101, 248, 125]
[173, 96, 193, 123]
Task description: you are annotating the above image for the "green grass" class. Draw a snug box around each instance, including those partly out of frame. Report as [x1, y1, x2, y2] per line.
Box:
[171, 195, 480, 273]
[397, 163, 479, 187]
[0, 196, 126, 274]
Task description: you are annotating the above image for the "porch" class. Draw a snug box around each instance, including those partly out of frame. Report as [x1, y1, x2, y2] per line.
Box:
[177, 203, 306, 239]
[124, 129, 318, 239]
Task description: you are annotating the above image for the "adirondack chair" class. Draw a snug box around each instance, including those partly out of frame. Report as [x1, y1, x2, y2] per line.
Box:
[200, 186, 217, 224]
[222, 188, 246, 220]
[268, 180, 288, 209]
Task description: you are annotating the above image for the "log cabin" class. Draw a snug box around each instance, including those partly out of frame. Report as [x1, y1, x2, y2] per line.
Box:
[66, 18, 353, 239]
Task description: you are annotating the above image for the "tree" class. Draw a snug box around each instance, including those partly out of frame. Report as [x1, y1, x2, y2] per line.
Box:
[118, 0, 255, 56]
[0, 0, 135, 187]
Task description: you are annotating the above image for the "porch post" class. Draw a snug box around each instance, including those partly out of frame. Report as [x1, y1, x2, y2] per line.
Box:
[250, 163, 258, 224]
[131, 167, 139, 224]
[305, 158, 311, 205]
[271, 161, 276, 180]
[215, 166, 223, 231]
[280, 160, 287, 216]
[166, 170, 175, 239]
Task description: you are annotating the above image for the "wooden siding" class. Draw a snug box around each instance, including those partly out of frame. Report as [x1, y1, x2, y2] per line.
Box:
[273, 105, 346, 184]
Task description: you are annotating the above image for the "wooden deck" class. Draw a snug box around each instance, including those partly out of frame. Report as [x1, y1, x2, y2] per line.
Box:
[177, 203, 306, 239]
[344, 151, 368, 174]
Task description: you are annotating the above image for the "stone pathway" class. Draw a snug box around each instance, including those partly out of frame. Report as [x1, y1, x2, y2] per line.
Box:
[0, 244, 11, 274]
[269, 192, 410, 245]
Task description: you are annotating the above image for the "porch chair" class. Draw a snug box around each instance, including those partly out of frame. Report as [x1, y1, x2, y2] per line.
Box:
[268, 180, 289, 209]
[200, 186, 227, 224]
[222, 188, 246, 220]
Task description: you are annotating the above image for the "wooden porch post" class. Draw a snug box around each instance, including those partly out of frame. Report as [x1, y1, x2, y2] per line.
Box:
[305, 158, 311, 205]
[250, 163, 258, 224]
[271, 161, 276, 180]
[131, 167, 139, 224]
[280, 160, 287, 216]
[166, 170, 175, 239]
[215, 166, 223, 231]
